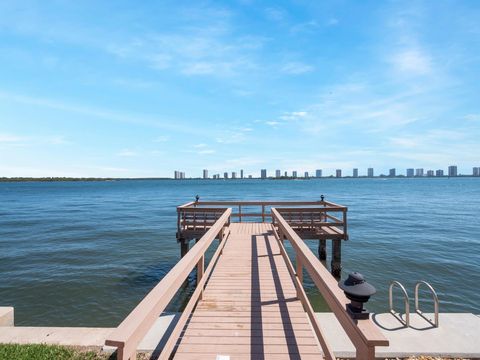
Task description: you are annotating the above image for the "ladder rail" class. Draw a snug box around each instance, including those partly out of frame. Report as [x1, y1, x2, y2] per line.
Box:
[389, 281, 410, 326]
[415, 281, 439, 327]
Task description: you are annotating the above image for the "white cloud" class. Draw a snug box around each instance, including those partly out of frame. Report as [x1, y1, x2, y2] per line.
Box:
[117, 149, 138, 157]
[281, 62, 314, 74]
[390, 48, 432, 75]
[266, 121, 280, 126]
[0, 89, 205, 135]
[154, 135, 169, 143]
[197, 149, 215, 155]
[279, 111, 308, 121]
[0, 133, 25, 143]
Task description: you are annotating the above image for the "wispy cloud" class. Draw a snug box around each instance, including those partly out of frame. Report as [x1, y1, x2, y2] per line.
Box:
[389, 48, 433, 75]
[281, 62, 314, 74]
[153, 135, 169, 143]
[279, 111, 308, 121]
[0, 133, 25, 143]
[117, 149, 138, 157]
[0, 90, 205, 135]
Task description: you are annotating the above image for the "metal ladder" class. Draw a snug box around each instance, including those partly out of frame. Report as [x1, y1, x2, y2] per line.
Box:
[389, 280, 439, 327]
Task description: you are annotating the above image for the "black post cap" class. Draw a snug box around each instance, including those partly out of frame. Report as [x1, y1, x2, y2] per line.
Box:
[339, 272, 376, 297]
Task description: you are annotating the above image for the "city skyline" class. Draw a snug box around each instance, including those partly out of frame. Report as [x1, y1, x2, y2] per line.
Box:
[174, 165, 480, 179]
[0, 1, 479, 177]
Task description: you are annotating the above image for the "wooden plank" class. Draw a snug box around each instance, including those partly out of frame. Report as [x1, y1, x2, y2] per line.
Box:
[173, 222, 322, 359]
[175, 343, 321, 354]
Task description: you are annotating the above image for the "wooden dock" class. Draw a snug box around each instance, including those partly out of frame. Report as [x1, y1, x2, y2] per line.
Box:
[175, 223, 323, 359]
[106, 200, 388, 360]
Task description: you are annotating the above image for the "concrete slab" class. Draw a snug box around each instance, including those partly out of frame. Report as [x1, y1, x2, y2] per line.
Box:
[0, 307, 14, 327]
[0, 312, 178, 353]
[137, 313, 179, 352]
[316, 312, 480, 358]
[2, 311, 479, 358]
[0, 327, 114, 347]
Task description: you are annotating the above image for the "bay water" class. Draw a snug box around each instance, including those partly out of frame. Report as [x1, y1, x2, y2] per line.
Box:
[0, 178, 479, 326]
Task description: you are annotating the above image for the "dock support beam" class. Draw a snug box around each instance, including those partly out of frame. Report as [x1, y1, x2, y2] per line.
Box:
[318, 239, 327, 260]
[180, 239, 189, 258]
[331, 240, 341, 277]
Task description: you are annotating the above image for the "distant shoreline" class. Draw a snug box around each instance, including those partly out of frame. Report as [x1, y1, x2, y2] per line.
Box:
[1, 176, 478, 182]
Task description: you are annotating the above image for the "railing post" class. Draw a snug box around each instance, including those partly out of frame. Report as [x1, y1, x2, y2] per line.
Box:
[262, 204, 265, 222]
[296, 254, 303, 284]
[239, 205, 242, 222]
[197, 255, 204, 299]
[356, 343, 375, 360]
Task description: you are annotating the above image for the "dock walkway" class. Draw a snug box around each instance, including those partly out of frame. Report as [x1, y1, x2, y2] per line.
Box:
[106, 200, 388, 360]
[174, 223, 322, 359]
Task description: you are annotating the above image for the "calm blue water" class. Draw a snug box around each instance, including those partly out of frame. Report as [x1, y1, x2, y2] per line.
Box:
[0, 178, 479, 326]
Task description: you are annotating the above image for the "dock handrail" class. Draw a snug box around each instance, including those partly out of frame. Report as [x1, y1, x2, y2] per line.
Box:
[272, 208, 388, 360]
[106, 208, 232, 360]
[389, 281, 410, 327]
[415, 281, 439, 327]
[177, 200, 348, 241]
[270, 224, 336, 360]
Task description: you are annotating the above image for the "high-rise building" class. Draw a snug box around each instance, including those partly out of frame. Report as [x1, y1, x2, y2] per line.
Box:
[415, 168, 424, 177]
[224, 172, 228, 179]
[448, 165, 457, 177]
[353, 168, 358, 178]
[426, 170, 434, 177]
[292, 171, 297, 178]
[367, 168, 374, 177]
[336, 169, 342, 178]
[261, 169, 267, 179]
[406, 168, 414, 177]
[174, 170, 185, 179]
[240, 169, 244, 179]
[284, 171, 288, 177]
[436, 169, 444, 177]
[316, 169, 322, 178]
[203, 169, 208, 179]
[304, 171, 309, 178]
[473, 167, 480, 177]
[232, 172, 237, 179]
[275, 169, 281, 178]
[389, 168, 396, 177]
[248, 175, 253, 179]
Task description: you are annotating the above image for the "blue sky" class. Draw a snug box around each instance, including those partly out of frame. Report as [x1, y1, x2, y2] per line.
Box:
[0, 1, 479, 177]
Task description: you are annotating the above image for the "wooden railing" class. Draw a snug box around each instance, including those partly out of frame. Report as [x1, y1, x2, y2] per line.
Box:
[177, 200, 347, 237]
[271, 208, 388, 360]
[106, 208, 232, 360]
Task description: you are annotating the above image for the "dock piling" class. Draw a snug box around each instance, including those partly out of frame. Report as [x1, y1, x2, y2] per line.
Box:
[331, 240, 342, 277]
[180, 239, 189, 258]
[319, 239, 327, 260]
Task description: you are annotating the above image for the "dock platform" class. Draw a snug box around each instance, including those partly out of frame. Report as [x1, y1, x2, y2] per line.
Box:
[105, 199, 388, 360]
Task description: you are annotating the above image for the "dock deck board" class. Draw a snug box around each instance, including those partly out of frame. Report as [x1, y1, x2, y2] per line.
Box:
[174, 222, 323, 359]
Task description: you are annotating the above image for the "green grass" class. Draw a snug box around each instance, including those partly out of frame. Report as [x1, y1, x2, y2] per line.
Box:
[0, 344, 111, 360]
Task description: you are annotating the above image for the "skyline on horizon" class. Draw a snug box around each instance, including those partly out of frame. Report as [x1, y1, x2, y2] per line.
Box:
[1, 1, 480, 177]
